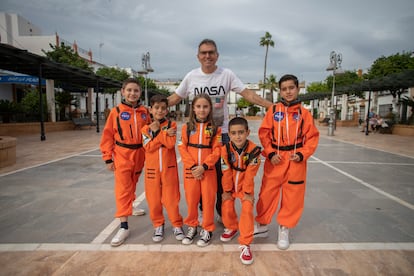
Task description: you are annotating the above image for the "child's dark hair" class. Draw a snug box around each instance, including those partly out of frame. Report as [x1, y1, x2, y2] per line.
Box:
[278, 74, 298, 88]
[228, 117, 249, 130]
[149, 94, 168, 107]
[188, 94, 215, 131]
[122, 78, 142, 89]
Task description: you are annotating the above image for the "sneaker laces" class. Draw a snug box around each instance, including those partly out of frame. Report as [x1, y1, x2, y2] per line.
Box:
[154, 225, 164, 236]
[223, 228, 233, 235]
[187, 227, 197, 238]
[173, 227, 183, 236]
[279, 226, 289, 240]
[200, 229, 211, 241]
[239, 245, 251, 258]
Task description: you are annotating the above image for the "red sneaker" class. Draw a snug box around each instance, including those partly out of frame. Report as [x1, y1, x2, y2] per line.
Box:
[220, 228, 238, 242]
[239, 245, 253, 265]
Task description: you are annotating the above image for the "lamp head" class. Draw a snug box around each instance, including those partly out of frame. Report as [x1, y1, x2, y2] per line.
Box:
[326, 63, 335, 71]
[334, 67, 345, 75]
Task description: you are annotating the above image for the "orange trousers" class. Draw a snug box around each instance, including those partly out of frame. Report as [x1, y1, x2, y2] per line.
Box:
[145, 167, 183, 228]
[113, 147, 145, 218]
[255, 151, 307, 228]
[222, 192, 254, 245]
[183, 168, 217, 232]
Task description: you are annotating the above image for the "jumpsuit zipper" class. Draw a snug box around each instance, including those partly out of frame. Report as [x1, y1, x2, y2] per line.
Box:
[197, 122, 203, 165]
[133, 109, 138, 138]
[159, 147, 163, 172]
[234, 151, 241, 192]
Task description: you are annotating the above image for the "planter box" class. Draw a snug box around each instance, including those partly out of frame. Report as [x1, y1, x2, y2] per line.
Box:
[392, 124, 414, 136]
[0, 136, 16, 168]
[0, 121, 74, 136]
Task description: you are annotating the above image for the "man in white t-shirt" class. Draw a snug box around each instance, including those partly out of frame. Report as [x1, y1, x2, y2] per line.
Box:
[168, 38, 272, 221]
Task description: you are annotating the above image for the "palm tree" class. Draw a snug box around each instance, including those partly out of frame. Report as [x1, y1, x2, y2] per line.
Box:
[260, 32, 275, 100]
[264, 74, 278, 103]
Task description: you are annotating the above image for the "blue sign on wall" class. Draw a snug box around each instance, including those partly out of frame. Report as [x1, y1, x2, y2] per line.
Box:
[0, 75, 46, 85]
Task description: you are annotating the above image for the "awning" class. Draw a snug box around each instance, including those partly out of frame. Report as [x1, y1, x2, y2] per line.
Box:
[0, 43, 122, 88]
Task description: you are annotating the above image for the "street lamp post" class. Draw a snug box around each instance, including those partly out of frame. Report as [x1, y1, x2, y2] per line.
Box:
[138, 52, 154, 106]
[365, 80, 372, 136]
[326, 51, 343, 136]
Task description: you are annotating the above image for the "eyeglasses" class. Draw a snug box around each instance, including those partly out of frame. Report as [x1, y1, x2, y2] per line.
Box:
[198, 50, 217, 56]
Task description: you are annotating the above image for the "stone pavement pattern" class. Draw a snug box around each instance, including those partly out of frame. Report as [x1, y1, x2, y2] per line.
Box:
[0, 121, 413, 275]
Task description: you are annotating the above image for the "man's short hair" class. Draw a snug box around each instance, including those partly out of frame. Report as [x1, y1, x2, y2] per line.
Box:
[198, 38, 218, 52]
[150, 94, 168, 107]
[229, 117, 249, 130]
[278, 74, 299, 88]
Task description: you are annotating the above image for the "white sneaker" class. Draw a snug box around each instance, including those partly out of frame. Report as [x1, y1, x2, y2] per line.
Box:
[152, 225, 164, 243]
[196, 229, 212, 247]
[277, 225, 290, 250]
[182, 226, 197, 245]
[111, 228, 129, 247]
[253, 223, 269, 238]
[173, 226, 185, 241]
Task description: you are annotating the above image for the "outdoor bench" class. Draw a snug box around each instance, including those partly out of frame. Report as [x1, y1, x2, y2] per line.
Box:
[72, 117, 96, 129]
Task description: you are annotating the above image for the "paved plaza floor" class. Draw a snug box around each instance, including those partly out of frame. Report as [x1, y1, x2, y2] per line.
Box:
[0, 120, 413, 275]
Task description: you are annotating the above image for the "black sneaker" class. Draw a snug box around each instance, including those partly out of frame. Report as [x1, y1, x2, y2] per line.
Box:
[196, 228, 212, 247]
[152, 224, 164, 243]
[182, 226, 197, 245]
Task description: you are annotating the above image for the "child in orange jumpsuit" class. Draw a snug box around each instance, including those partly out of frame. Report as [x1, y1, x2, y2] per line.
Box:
[141, 95, 184, 243]
[178, 93, 222, 247]
[100, 78, 151, 247]
[219, 117, 261, 265]
[254, 74, 319, 250]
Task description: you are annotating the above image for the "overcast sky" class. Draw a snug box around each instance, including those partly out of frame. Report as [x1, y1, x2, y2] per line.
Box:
[2, 0, 414, 85]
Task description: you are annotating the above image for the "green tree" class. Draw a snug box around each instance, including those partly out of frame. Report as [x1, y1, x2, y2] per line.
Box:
[55, 91, 74, 120]
[96, 67, 130, 104]
[259, 74, 278, 102]
[96, 67, 129, 82]
[42, 43, 93, 71]
[237, 98, 260, 116]
[260, 32, 275, 99]
[368, 51, 414, 100]
[368, 52, 414, 77]
[20, 88, 48, 121]
[307, 81, 329, 93]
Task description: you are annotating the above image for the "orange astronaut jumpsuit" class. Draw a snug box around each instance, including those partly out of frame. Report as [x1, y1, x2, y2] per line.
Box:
[256, 101, 319, 228]
[100, 101, 151, 218]
[141, 119, 183, 228]
[178, 122, 221, 232]
[221, 140, 261, 245]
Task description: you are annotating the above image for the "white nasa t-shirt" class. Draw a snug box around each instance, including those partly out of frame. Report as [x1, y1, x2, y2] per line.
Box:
[175, 67, 245, 133]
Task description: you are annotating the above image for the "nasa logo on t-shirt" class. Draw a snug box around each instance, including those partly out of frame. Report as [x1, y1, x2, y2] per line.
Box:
[273, 112, 284, 122]
[120, 112, 131, 120]
[293, 112, 301, 121]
